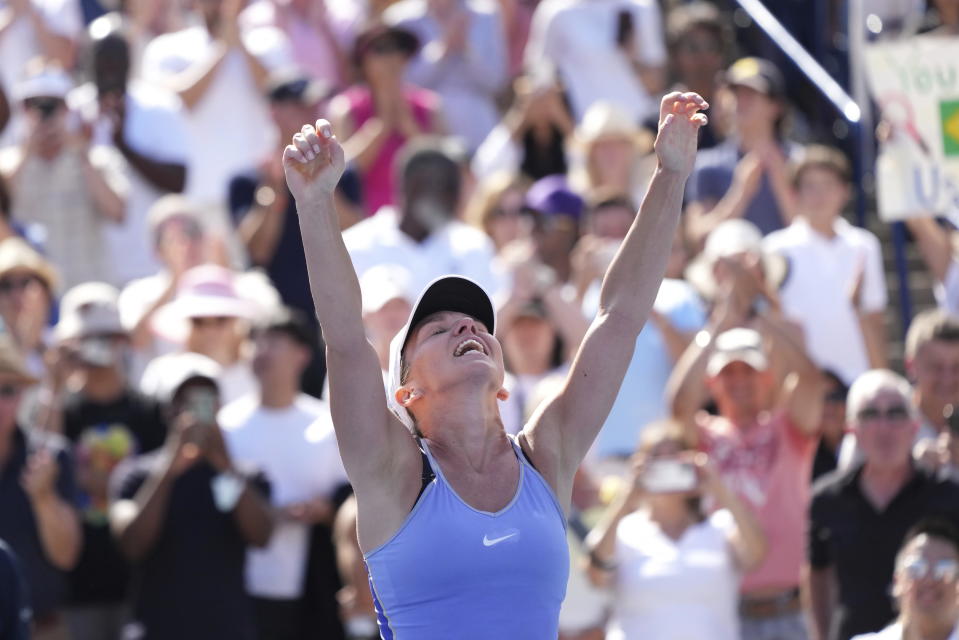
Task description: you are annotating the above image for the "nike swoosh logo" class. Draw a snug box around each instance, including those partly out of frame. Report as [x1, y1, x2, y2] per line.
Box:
[483, 532, 518, 547]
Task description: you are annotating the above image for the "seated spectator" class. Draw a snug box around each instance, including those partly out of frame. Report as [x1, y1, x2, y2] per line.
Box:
[685, 57, 799, 247]
[471, 75, 572, 184]
[69, 13, 190, 286]
[359, 264, 414, 376]
[585, 421, 766, 640]
[464, 172, 533, 254]
[0, 538, 30, 640]
[524, 174, 583, 283]
[141, 265, 264, 404]
[851, 519, 959, 640]
[658, 1, 733, 150]
[572, 194, 705, 463]
[329, 23, 443, 216]
[668, 306, 823, 638]
[763, 145, 888, 384]
[1, 63, 124, 290]
[384, 0, 508, 152]
[839, 310, 959, 470]
[569, 103, 656, 210]
[812, 371, 849, 481]
[524, 0, 666, 123]
[0, 238, 57, 379]
[806, 370, 959, 640]
[342, 137, 502, 295]
[109, 354, 274, 640]
[0, 335, 81, 640]
[220, 308, 348, 640]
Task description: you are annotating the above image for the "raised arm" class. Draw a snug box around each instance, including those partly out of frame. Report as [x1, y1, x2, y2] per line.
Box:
[283, 121, 420, 495]
[521, 93, 707, 500]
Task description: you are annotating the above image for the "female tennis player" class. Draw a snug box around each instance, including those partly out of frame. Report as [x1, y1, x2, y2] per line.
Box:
[283, 91, 708, 639]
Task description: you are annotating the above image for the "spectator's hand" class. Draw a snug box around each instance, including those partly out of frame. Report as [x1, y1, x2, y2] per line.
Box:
[731, 152, 763, 200]
[21, 448, 59, 503]
[848, 254, 865, 313]
[688, 451, 722, 495]
[283, 496, 334, 524]
[283, 120, 346, 202]
[164, 415, 209, 477]
[755, 141, 787, 173]
[654, 92, 708, 176]
[571, 235, 617, 288]
[204, 422, 234, 473]
[100, 92, 126, 146]
[219, 0, 243, 47]
[69, 119, 94, 153]
[43, 344, 76, 394]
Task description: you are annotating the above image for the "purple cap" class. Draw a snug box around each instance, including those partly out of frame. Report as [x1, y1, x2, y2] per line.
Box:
[525, 175, 584, 220]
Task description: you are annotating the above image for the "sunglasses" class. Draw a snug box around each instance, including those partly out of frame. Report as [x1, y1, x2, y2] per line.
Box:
[0, 384, 22, 399]
[24, 97, 64, 119]
[825, 387, 848, 404]
[902, 556, 959, 583]
[0, 274, 40, 294]
[190, 316, 232, 328]
[368, 39, 406, 56]
[857, 405, 911, 423]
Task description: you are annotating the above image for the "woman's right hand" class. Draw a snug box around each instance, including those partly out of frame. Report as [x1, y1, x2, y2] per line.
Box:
[283, 120, 346, 204]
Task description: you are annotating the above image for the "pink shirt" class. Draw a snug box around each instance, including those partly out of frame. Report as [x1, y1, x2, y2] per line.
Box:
[698, 410, 816, 593]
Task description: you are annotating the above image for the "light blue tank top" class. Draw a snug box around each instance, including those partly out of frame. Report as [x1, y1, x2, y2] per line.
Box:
[364, 437, 569, 640]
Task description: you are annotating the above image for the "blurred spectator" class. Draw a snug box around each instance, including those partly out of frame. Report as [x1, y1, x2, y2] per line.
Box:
[850, 519, 959, 640]
[0, 335, 81, 640]
[524, 0, 666, 124]
[812, 371, 848, 482]
[0, 538, 30, 639]
[928, 0, 959, 34]
[569, 102, 656, 212]
[686, 57, 798, 248]
[41, 283, 165, 640]
[141, 0, 275, 216]
[221, 308, 348, 640]
[329, 23, 442, 216]
[0, 82, 9, 139]
[239, 0, 355, 91]
[0, 173, 32, 250]
[1, 63, 125, 289]
[0, 0, 84, 146]
[669, 316, 823, 638]
[0, 238, 56, 378]
[904, 217, 959, 316]
[230, 71, 360, 320]
[573, 194, 705, 462]
[463, 171, 533, 253]
[524, 174, 583, 283]
[839, 310, 959, 470]
[471, 75, 572, 183]
[585, 421, 766, 640]
[358, 264, 414, 376]
[140, 264, 260, 404]
[496, 0, 534, 77]
[342, 137, 502, 295]
[118, 0, 187, 74]
[109, 354, 274, 640]
[806, 370, 959, 640]
[70, 13, 190, 286]
[660, 1, 733, 150]
[763, 145, 888, 384]
[384, 0, 508, 152]
[333, 496, 378, 640]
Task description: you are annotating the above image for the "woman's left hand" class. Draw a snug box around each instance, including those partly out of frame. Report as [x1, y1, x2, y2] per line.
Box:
[654, 92, 709, 176]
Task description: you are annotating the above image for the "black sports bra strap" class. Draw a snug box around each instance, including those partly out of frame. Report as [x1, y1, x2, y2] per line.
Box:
[412, 444, 436, 507]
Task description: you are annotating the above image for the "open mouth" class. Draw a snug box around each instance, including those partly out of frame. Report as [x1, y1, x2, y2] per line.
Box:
[453, 338, 487, 357]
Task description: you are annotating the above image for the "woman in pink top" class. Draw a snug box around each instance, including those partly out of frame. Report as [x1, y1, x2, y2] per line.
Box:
[329, 24, 442, 217]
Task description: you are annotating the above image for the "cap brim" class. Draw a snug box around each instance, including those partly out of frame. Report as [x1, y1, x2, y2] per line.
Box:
[707, 351, 769, 377]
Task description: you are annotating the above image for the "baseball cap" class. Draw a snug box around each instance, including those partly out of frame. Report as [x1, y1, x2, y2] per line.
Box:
[265, 70, 329, 105]
[386, 275, 495, 431]
[706, 328, 769, 377]
[13, 66, 73, 102]
[54, 282, 124, 342]
[725, 57, 785, 98]
[525, 175, 584, 220]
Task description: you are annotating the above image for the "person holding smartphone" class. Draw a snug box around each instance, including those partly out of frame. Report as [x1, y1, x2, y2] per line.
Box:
[585, 420, 766, 640]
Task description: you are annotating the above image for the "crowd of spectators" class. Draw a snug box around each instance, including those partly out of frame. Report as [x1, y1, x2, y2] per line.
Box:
[2, 0, 959, 639]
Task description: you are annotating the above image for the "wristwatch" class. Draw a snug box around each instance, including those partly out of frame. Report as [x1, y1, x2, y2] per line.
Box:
[211, 471, 245, 512]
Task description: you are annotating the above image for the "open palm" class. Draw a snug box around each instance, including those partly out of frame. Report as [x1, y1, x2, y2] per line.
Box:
[654, 92, 708, 176]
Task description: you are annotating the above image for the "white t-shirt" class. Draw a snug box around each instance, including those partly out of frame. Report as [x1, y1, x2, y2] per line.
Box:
[342, 206, 505, 298]
[763, 217, 887, 385]
[608, 509, 741, 640]
[220, 394, 347, 599]
[141, 25, 276, 205]
[524, 0, 666, 123]
[852, 622, 959, 639]
[69, 81, 191, 285]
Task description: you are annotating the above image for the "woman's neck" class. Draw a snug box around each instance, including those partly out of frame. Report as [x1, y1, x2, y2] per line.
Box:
[419, 388, 509, 472]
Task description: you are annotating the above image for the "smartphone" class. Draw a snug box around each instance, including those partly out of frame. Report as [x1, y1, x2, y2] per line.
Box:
[185, 387, 218, 425]
[642, 459, 697, 493]
[76, 338, 115, 368]
[616, 9, 634, 48]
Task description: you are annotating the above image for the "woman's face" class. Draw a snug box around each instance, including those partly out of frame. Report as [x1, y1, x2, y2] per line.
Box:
[588, 138, 636, 183]
[360, 41, 409, 88]
[0, 268, 49, 326]
[674, 26, 724, 88]
[187, 316, 241, 355]
[486, 188, 531, 250]
[895, 534, 959, 623]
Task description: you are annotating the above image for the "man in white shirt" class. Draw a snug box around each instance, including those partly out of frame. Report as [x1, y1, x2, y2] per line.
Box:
[852, 519, 959, 640]
[220, 308, 348, 640]
[763, 145, 887, 385]
[523, 0, 666, 123]
[69, 15, 190, 285]
[342, 137, 503, 296]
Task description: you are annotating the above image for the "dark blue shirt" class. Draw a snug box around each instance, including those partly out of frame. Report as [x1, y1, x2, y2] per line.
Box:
[0, 429, 76, 618]
[0, 539, 29, 640]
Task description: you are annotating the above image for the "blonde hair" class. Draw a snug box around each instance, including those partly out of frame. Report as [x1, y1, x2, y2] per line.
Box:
[463, 172, 530, 240]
